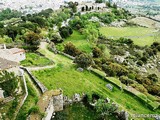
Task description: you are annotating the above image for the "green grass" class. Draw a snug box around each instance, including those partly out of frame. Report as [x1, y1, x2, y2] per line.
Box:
[99, 26, 160, 46]
[21, 52, 53, 67]
[36, 42, 160, 115]
[16, 77, 39, 120]
[32, 61, 160, 114]
[63, 31, 92, 53]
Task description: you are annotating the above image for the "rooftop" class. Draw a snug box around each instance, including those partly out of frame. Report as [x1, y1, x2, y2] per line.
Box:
[0, 57, 18, 71]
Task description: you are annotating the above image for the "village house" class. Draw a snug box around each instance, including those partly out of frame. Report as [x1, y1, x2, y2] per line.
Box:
[0, 44, 26, 75]
[0, 45, 26, 63]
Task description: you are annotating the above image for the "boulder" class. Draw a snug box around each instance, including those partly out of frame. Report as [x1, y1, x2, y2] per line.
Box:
[106, 84, 113, 91]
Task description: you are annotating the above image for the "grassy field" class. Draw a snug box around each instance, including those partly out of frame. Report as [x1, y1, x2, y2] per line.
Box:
[35, 42, 160, 115]
[99, 27, 160, 46]
[62, 31, 92, 53]
[21, 52, 53, 67]
[32, 55, 160, 115]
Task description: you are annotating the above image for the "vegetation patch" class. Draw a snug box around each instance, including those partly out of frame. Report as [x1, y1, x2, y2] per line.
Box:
[16, 76, 39, 120]
[21, 52, 53, 67]
[32, 56, 160, 114]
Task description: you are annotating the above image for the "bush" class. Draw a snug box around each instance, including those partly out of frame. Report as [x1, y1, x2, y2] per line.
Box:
[92, 47, 102, 58]
[119, 76, 134, 85]
[128, 73, 136, 80]
[140, 56, 148, 63]
[59, 26, 73, 38]
[108, 63, 128, 77]
[28, 106, 39, 114]
[74, 53, 93, 68]
[137, 60, 143, 66]
[63, 42, 81, 57]
[147, 74, 158, 82]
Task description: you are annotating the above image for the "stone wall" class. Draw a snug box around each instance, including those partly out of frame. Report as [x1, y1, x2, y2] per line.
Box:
[20, 67, 48, 93]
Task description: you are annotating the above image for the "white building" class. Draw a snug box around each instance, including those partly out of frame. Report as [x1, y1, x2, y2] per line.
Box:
[0, 46, 25, 63]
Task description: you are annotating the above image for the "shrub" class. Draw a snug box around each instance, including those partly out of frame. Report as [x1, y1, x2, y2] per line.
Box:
[108, 63, 128, 77]
[137, 60, 143, 66]
[28, 106, 40, 114]
[92, 47, 102, 58]
[63, 42, 81, 57]
[74, 53, 93, 68]
[147, 74, 158, 82]
[128, 73, 136, 80]
[59, 26, 73, 38]
[119, 76, 134, 85]
[140, 56, 147, 63]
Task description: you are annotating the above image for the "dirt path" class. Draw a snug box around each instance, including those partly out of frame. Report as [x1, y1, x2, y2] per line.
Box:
[38, 42, 72, 67]
[26, 65, 55, 71]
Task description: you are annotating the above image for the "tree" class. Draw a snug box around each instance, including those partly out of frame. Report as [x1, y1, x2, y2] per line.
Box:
[59, 26, 73, 38]
[18, 22, 37, 31]
[95, 0, 103, 3]
[63, 42, 81, 57]
[24, 32, 41, 51]
[147, 74, 158, 82]
[95, 99, 117, 119]
[28, 16, 47, 28]
[0, 22, 4, 28]
[0, 71, 18, 96]
[113, 3, 117, 9]
[5, 26, 20, 41]
[74, 53, 93, 68]
[50, 34, 63, 44]
[92, 47, 102, 58]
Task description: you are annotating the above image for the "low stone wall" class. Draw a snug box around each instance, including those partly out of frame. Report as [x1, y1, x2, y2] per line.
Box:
[58, 51, 75, 60]
[20, 67, 48, 93]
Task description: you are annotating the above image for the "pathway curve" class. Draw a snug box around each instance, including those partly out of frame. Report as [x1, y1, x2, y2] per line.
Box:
[26, 65, 55, 71]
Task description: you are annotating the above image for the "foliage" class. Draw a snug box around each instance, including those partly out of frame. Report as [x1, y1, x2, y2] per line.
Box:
[0, 8, 22, 21]
[108, 63, 128, 77]
[21, 52, 53, 67]
[95, 99, 117, 119]
[24, 32, 41, 51]
[92, 47, 102, 58]
[50, 34, 63, 44]
[95, 0, 104, 3]
[18, 22, 38, 31]
[16, 78, 38, 120]
[68, 2, 78, 13]
[74, 53, 93, 68]
[0, 71, 18, 96]
[63, 42, 82, 57]
[147, 74, 158, 82]
[59, 26, 73, 38]
[28, 106, 40, 114]
[119, 76, 134, 85]
[28, 16, 47, 28]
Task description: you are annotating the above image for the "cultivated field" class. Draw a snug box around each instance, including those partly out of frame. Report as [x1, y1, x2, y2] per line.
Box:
[99, 26, 160, 46]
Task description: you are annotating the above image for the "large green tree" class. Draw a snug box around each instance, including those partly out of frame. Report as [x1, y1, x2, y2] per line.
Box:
[24, 32, 41, 51]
